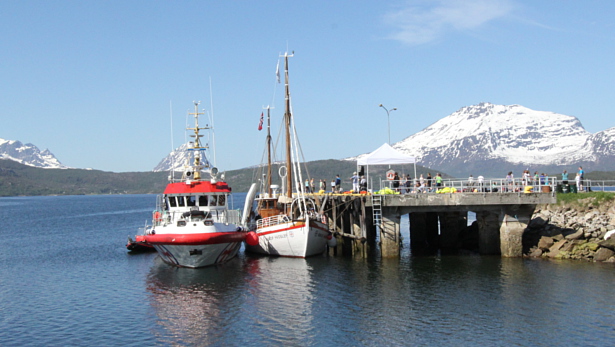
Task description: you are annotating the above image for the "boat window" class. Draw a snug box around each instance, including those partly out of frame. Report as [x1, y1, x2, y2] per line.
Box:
[187, 196, 197, 206]
[177, 196, 185, 207]
[210, 195, 218, 206]
[199, 195, 208, 206]
[177, 220, 186, 227]
[218, 195, 226, 206]
[168, 197, 177, 208]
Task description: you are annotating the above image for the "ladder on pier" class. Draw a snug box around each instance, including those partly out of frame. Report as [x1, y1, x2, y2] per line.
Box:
[372, 195, 382, 227]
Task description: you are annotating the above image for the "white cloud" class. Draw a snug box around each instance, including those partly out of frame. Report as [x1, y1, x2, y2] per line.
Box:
[384, 0, 515, 45]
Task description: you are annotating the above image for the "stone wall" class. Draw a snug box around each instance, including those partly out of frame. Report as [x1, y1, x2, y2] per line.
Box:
[524, 197, 615, 262]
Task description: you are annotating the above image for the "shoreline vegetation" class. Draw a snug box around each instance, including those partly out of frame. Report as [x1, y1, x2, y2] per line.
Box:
[0, 158, 437, 196]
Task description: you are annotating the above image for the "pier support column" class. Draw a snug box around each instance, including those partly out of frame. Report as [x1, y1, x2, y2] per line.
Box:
[381, 211, 400, 258]
[476, 210, 500, 255]
[327, 198, 343, 256]
[351, 198, 365, 257]
[499, 205, 535, 257]
[438, 211, 467, 249]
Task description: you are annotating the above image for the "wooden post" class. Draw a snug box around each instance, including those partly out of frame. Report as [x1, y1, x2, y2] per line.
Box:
[381, 210, 401, 258]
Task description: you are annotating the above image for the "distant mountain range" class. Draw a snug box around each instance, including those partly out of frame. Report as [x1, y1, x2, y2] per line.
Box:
[354, 102, 615, 177]
[0, 138, 67, 169]
[5, 103, 615, 179]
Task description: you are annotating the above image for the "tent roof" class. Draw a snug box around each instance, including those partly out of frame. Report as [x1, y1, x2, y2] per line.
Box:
[357, 143, 416, 166]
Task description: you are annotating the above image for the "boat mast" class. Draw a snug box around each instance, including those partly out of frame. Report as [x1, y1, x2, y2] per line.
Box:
[283, 52, 293, 199]
[187, 101, 208, 180]
[266, 106, 272, 196]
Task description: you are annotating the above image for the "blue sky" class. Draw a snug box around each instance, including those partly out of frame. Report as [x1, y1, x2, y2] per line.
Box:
[2, 0, 615, 172]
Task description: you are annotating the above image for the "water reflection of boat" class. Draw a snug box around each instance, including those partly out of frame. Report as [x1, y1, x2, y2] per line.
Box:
[145, 257, 246, 345]
[146, 256, 316, 345]
[241, 256, 316, 339]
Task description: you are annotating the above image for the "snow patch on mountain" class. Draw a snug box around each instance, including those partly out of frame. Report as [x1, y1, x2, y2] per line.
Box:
[0, 138, 67, 169]
[352, 103, 615, 176]
[153, 143, 212, 172]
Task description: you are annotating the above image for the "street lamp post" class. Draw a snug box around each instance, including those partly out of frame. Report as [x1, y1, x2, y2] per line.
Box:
[379, 104, 397, 145]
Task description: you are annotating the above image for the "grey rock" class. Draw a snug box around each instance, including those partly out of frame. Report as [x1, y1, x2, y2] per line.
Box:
[594, 248, 615, 262]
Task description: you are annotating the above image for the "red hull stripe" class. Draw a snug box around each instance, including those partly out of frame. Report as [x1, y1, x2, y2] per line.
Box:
[145, 232, 247, 245]
[163, 181, 231, 194]
[257, 221, 329, 236]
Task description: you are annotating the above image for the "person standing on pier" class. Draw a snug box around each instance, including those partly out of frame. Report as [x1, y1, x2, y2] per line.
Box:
[406, 175, 413, 193]
[310, 178, 315, 193]
[305, 179, 310, 193]
[350, 171, 360, 193]
[506, 172, 514, 192]
[477, 175, 484, 192]
[578, 166, 585, 191]
[320, 179, 326, 193]
[561, 170, 569, 185]
[335, 174, 341, 193]
[468, 175, 475, 192]
[435, 173, 442, 188]
[392, 172, 400, 192]
[360, 176, 367, 192]
[426, 173, 432, 192]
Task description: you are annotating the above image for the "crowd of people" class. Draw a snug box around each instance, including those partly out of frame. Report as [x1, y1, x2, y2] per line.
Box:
[300, 166, 589, 195]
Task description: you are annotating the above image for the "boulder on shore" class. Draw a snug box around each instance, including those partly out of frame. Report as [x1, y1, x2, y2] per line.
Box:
[525, 199, 615, 262]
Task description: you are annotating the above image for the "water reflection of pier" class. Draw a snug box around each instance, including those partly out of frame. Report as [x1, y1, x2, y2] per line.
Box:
[312, 192, 556, 258]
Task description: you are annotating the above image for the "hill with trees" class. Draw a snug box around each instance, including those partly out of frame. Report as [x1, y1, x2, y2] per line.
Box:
[0, 158, 441, 196]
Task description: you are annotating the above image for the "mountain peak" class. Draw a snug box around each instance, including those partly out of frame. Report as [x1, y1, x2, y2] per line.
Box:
[364, 103, 614, 177]
[0, 138, 67, 169]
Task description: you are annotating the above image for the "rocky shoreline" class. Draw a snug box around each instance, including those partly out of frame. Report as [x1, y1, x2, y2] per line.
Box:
[525, 197, 615, 262]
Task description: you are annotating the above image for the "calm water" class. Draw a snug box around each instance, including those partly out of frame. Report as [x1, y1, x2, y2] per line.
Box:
[1, 194, 614, 346]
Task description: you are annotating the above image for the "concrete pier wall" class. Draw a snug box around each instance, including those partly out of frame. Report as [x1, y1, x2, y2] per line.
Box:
[320, 192, 553, 258]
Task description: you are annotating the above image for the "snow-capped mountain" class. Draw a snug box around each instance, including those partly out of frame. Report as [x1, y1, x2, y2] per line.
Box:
[153, 143, 212, 172]
[0, 138, 67, 169]
[355, 103, 615, 177]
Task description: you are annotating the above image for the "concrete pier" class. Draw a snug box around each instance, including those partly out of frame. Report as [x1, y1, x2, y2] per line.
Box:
[317, 192, 554, 258]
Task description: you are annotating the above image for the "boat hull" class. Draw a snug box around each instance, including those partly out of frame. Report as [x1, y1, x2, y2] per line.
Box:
[145, 225, 246, 268]
[152, 241, 242, 268]
[245, 218, 330, 257]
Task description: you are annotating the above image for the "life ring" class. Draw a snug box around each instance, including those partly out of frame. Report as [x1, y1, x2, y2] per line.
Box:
[386, 171, 395, 181]
[153, 211, 162, 221]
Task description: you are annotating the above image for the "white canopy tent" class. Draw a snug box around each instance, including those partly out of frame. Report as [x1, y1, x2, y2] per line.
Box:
[356, 143, 417, 191]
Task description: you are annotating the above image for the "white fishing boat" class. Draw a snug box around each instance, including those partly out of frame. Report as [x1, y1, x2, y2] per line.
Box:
[244, 52, 335, 257]
[144, 102, 254, 268]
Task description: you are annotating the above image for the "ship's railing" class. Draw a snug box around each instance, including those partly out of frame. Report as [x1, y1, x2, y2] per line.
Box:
[151, 208, 242, 226]
[224, 210, 242, 225]
[256, 214, 291, 229]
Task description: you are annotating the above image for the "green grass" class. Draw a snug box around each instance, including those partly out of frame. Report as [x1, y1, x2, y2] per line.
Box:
[556, 191, 615, 207]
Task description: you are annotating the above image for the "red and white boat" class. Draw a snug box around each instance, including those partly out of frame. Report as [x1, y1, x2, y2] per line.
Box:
[244, 52, 335, 257]
[142, 102, 256, 268]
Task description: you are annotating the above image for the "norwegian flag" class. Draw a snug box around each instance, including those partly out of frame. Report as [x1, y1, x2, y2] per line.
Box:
[257, 112, 264, 131]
